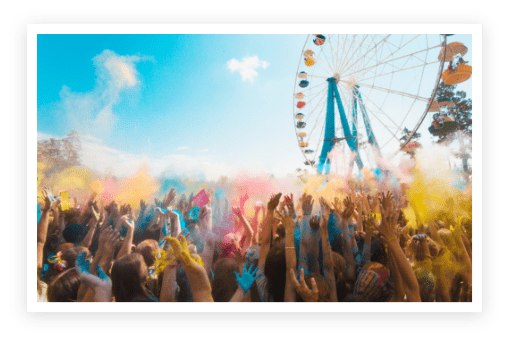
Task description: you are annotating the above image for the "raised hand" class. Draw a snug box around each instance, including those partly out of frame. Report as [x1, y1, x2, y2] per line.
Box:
[283, 194, 296, 217]
[267, 193, 283, 212]
[290, 269, 318, 302]
[232, 206, 243, 218]
[302, 194, 314, 215]
[275, 203, 296, 231]
[76, 251, 112, 301]
[309, 215, 320, 232]
[332, 197, 342, 216]
[164, 188, 177, 208]
[41, 189, 54, 212]
[165, 234, 204, 271]
[154, 197, 164, 208]
[319, 197, 331, 221]
[379, 191, 393, 211]
[198, 205, 212, 224]
[235, 261, 261, 295]
[341, 196, 355, 221]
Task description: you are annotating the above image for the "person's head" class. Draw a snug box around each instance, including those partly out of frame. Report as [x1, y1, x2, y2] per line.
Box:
[438, 229, 455, 251]
[335, 269, 351, 302]
[60, 246, 90, 269]
[111, 253, 150, 302]
[219, 233, 239, 259]
[47, 268, 80, 302]
[62, 223, 87, 244]
[370, 233, 388, 266]
[304, 273, 332, 302]
[353, 269, 384, 301]
[135, 239, 159, 267]
[415, 268, 436, 302]
[363, 262, 390, 285]
[211, 258, 239, 302]
[264, 242, 286, 302]
[397, 210, 407, 227]
[275, 223, 285, 242]
[331, 251, 346, 277]
[354, 231, 366, 252]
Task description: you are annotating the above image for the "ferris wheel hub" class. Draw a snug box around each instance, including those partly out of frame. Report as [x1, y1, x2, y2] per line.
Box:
[333, 72, 341, 83]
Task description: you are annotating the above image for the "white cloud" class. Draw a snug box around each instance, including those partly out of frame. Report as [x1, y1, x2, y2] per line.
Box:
[177, 146, 190, 150]
[57, 49, 154, 138]
[227, 56, 269, 82]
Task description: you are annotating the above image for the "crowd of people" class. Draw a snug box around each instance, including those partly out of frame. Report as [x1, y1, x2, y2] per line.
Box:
[36, 181, 472, 303]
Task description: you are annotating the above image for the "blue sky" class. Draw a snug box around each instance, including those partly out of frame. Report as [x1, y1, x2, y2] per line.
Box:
[37, 34, 472, 179]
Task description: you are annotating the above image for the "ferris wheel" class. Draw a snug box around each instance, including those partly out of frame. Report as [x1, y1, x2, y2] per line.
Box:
[293, 34, 450, 175]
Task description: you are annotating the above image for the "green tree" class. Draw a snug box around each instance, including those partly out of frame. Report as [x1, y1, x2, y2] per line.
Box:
[38, 130, 82, 177]
[434, 81, 472, 175]
[434, 81, 472, 143]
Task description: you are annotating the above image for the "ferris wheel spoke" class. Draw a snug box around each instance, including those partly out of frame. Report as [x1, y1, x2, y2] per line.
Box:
[317, 49, 335, 75]
[305, 95, 328, 126]
[305, 84, 329, 104]
[311, 114, 328, 163]
[342, 42, 442, 80]
[352, 81, 430, 102]
[308, 74, 329, 80]
[326, 35, 341, 72]
[354, 89, 406, 141]
[338, 35, 360, 73]
[340, 35, 390, 76]
[357, 60, 439, 83]
[311, 57, 336, 76]
[301, 80, 329, 94]
[308, 100, 328, 138]
[340, 34, 373, 75]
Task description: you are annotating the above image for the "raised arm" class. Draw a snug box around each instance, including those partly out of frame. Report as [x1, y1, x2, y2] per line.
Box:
[80, 207, 100, 248]
[76, 251, 112, 302]
[37, 189, 54, 271]
[232, 206, 254, 252]
[275, 202, 297, 302]
[319, 198, 337, 302]
[258, 193, 281, 269]
[198, 206, 214, 277]
[375, 192, 420, 302]
[116, 213, 135, 259]
[332, 197, 356, 283]
[231, 261, 261, 302]
[159, 246, 179, 302]
[166, 235, 213, 302]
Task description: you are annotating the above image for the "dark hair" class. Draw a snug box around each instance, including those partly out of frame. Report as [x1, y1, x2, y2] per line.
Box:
[331, 251, 346, 277]
[275, 223, 285, 240]
[47, 268, 80, 302]
[354, 231, 366, 252]
[61, 246, 90, 269]
[370, 233, 388, 266]
[176, 266, 193, 302]
[63, 223, 87, 244]
[111, 253, 153, 302]
[211, 258, 239, 302]
[335, 271, 351, 302]
[264, 242, 286, 302]
[342, 293, 369, 302]
[135, 239, 159, 267]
